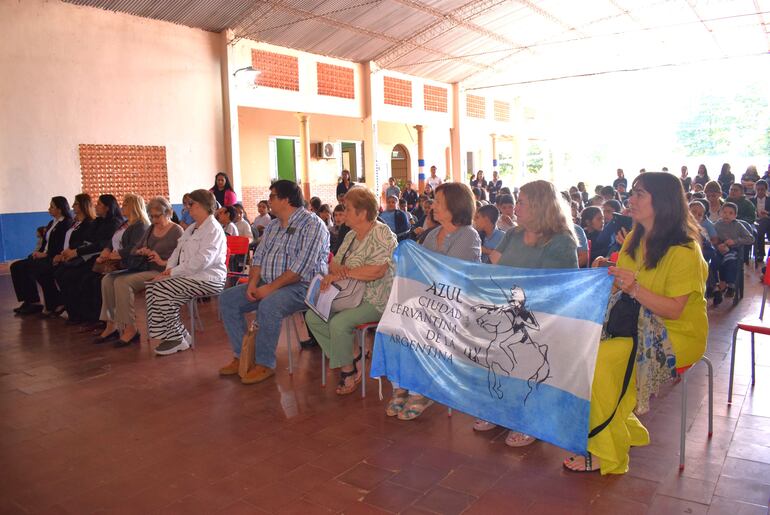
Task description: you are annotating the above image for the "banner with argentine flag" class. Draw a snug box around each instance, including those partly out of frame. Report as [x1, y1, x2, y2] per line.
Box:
[370, 240, 613, 454]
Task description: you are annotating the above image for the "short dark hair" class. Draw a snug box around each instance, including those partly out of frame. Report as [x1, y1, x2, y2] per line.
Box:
[730, 183, 744, 193]
[222, 205, 236, 221]
[435, 183, 475, 227]
[310, 196, 322, 211]
[271, 180, 303, 208]
[756, 179, 768, 189]
[496, 193, 514, 206]
[477, 204, 499, 225]
[721, 201, 738, 213]
[580, 206, 602, 229]
[499, 187, 512, 196]
[603, 199, 621, 212]
[600, 185, 615, 197]
[189, 189, 218, 215]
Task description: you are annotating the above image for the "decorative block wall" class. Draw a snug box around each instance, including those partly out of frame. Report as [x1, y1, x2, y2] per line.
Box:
[466, 94, 486, 119]
[383, 76, 412, 107]
[251, 49, 299, 91]
[423, 85, 448, 113]
[317, 63, 355, 99]
[494, 100, 510, 122]
[241, 184, 337, 219]
[79, 144, 169, 201]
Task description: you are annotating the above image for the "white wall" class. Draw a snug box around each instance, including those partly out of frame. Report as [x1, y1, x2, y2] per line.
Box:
[0, 0, 226, 213]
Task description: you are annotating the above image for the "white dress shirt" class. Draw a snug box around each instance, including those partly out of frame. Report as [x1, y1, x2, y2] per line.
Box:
[166, 215, 227, 282]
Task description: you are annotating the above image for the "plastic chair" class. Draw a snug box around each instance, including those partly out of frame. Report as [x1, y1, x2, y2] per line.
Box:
[728, 256, 770, 403]
[320, 321, 379, 397]
[676, 356, 714, 471]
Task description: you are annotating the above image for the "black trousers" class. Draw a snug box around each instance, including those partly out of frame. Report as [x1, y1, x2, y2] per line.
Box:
[756, 219, 770, 261]
[55, 259, 103, 322]
[11, 257, 41, 304]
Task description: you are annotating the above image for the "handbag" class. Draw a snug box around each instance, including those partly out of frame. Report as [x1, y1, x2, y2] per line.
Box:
[589, 291, 641, 438]
[239, 321, 257, 378]
[124, 254, 150, 272]
[330, 238, 366, 313]
[92, 259, 122, 274]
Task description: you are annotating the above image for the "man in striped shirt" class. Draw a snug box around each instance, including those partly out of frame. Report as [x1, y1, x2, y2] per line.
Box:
[218, 180, 329, 384]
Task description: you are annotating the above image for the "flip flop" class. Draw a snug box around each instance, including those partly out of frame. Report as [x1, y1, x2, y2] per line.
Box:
[397, 396, 434, 420]
[505, 431, 537, 447]
[563, 454, 600, 473]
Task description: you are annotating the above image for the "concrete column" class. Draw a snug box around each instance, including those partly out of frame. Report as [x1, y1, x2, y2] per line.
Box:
[220, 30, 241, 198]
[362, 61, 379, 193]
[491, 133, 497, 171]
[450, 83, 462, 182]
[415, 124, 424, 192]
[296, 113, 311, 200]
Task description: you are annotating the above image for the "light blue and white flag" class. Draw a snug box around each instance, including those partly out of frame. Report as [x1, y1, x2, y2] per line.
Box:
[370, 240, 613, 454]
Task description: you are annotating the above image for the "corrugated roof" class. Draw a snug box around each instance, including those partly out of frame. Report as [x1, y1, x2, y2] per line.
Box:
[63, 0, 770, 87]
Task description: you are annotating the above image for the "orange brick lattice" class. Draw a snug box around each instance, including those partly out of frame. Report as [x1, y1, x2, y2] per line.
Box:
[494, 100, 510, 122]
[317, 63, 355, 99]
[383, 76, 412, 107]
[79, 144, 169, 201]
[252, 49, 299, 91]
[423, 85, 448, 113]
[466, 94, 486, 119]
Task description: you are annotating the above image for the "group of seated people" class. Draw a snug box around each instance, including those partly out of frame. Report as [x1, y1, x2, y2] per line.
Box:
[11, 166, 737, 476]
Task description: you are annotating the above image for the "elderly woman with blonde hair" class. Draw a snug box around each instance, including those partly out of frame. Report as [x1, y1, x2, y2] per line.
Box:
[305, 187, 397, 395]
[98, 197, 184, 347]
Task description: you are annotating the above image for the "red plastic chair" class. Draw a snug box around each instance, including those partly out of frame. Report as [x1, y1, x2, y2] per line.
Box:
[728, 255, 770, 403]
[225, 235, 251, 280]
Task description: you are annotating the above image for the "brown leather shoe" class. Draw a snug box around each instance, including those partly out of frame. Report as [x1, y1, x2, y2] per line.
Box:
[219, 358, 240, 376]
[241, 365, 275, 384]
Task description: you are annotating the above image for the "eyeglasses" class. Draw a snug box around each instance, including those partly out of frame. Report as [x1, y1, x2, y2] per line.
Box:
[149, 213, 163, 219]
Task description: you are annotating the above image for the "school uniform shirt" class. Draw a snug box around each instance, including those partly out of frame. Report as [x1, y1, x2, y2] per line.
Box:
[251, 214, 272, 230]
[166, 215, 227, 283]
[235, 219, 254, 242]
[481, 228, 505, 264]
[222, 222, 238, 237]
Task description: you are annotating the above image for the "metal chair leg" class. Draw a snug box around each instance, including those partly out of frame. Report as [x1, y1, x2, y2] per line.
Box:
[321, 351, 326, 387]
[286, 318, 294, 375]
[188, 300, 196, 348]
[702, 355, 714, 437]
[680, 369, 688, 471]
[360, 329, 367, 398]
[728, 326, 739, 403]
[751, 333, 756, 385]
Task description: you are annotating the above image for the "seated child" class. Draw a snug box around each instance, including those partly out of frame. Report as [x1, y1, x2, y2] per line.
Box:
[474, 204, 505, 264]
[711, 202, 754, 305]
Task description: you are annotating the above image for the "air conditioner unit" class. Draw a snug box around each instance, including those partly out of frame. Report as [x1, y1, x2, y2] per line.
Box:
[316, 141, 336, 159]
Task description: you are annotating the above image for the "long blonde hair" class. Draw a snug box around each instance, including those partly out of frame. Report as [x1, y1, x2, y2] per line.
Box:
[122, 194, 149, 226]
[517, 180, 576, 246]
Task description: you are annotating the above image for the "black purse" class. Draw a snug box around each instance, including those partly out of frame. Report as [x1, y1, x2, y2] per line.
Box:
[589, 292, 641, 438]
[124, 255, 150, 272]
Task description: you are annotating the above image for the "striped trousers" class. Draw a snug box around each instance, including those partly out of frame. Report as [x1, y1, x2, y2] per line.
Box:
[145, 276, 224, 341]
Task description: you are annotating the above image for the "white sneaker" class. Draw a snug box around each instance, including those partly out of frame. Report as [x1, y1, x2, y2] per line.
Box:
[154, 338, 190, 356]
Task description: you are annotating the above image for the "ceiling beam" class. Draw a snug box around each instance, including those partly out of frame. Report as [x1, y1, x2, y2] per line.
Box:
[373, 0, 508, 70]
[752, 0, 770, 52]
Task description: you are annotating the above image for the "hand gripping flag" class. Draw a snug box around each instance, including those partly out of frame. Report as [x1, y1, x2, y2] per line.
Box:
[370, 240, 613, 454]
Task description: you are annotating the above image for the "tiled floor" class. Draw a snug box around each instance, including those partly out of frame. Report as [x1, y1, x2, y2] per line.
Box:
[1, 269, 769, 515]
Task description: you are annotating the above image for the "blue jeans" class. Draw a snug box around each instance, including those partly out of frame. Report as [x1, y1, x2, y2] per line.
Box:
[219, 282, 308, 369]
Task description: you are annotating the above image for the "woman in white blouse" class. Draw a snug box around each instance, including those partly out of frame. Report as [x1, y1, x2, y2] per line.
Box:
[145, 189, 227, 356]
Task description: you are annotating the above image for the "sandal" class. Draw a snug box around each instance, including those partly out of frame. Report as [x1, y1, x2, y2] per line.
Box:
[563, 453, 600, 473]
[386, 390, 409, 417]
[397, 395, 434, 421]
[335, 366, 360, 395]
[473, 419, 498, 432]
[505, 431, 537, 447]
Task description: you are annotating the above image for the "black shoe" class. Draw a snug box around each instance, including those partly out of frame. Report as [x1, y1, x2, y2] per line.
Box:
[299, 336, 318, 350]
[713, 291, 723, 306]
[113, 332, 140, 348]
[93, 330, 118, 344]
[13, 302, 29, 313]
[18, 303, 43, 315]
[725, 287, 736, 298]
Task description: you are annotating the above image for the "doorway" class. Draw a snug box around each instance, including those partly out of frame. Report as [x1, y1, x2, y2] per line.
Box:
[340, 141, 364, 182]
[269, 136, 300, 182]
[390, 144, 410, 182]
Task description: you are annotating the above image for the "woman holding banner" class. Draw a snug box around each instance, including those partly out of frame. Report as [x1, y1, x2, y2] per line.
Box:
[563, 172, 708, 474]
[305, 187, 397, 395]
[475, 180, 578, 446]
[386, 182, 481, 420]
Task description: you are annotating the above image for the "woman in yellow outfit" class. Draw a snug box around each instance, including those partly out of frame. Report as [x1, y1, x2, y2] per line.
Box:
[564, 172, 708, 474]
